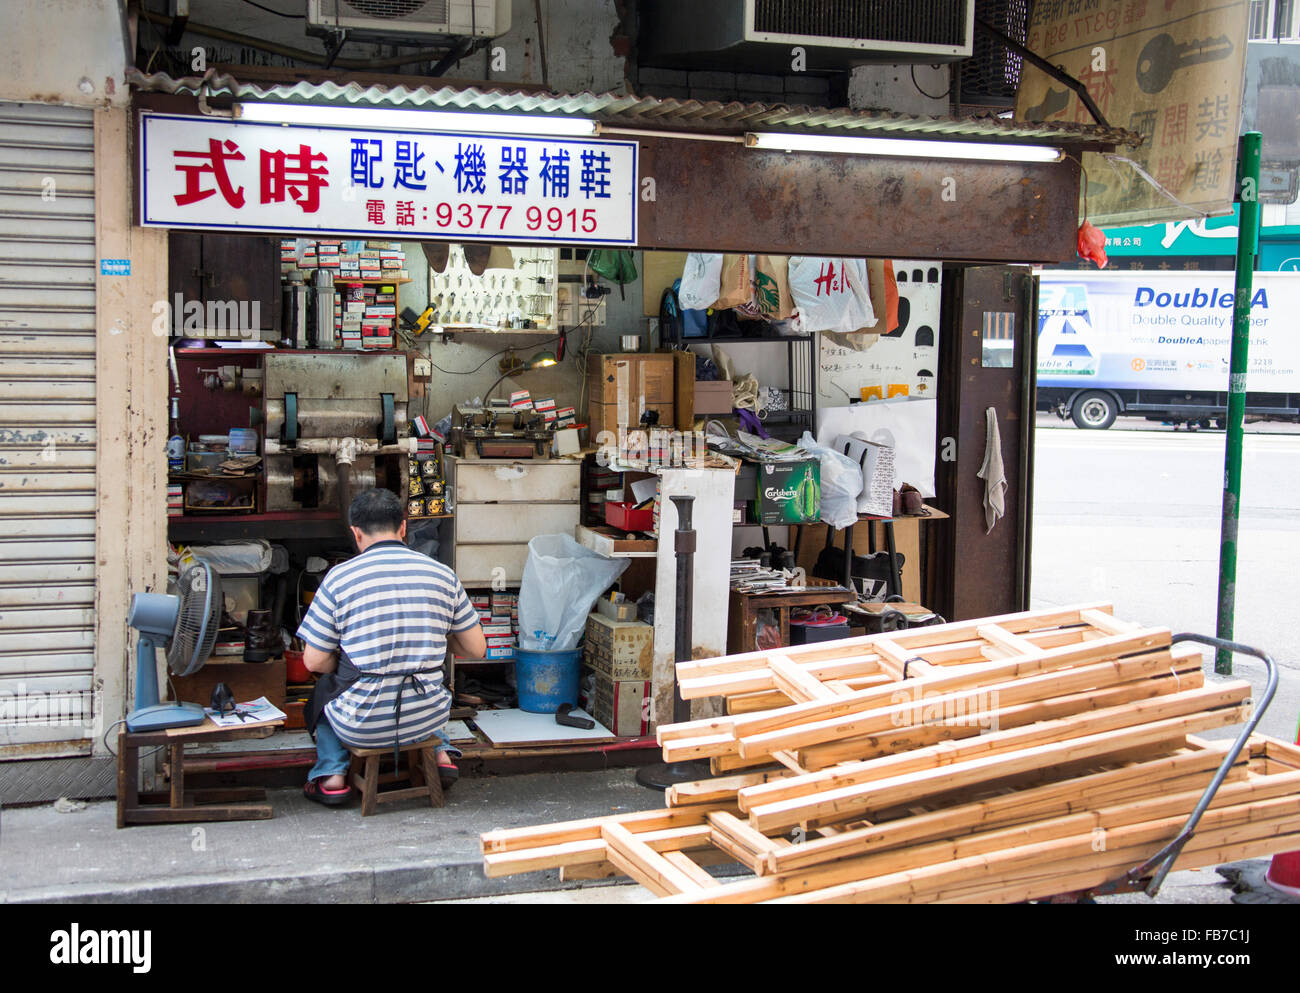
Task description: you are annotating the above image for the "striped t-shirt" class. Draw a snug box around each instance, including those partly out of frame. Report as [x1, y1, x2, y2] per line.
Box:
[296, 540, 478, 750]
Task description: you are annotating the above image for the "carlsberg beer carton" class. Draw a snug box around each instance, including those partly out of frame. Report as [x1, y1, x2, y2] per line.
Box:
[753, 459, 821, 525]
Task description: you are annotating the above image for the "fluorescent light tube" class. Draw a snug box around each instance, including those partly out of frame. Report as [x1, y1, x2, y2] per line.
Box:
[236, 103, 599, 137]
[745, 132, 1063, 163]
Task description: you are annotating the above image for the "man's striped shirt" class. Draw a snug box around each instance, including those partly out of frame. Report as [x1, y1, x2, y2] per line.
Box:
[296, 540, 478, 749]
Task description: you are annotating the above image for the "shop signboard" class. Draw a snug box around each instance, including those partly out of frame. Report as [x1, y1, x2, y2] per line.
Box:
[139, 113, 638, 245]
[1017, 1, 1250, 226]
[1037, 270, 1300, 391]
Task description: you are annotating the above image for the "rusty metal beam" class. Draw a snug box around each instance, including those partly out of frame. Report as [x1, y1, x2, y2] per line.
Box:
[636, 136, 1081, 264]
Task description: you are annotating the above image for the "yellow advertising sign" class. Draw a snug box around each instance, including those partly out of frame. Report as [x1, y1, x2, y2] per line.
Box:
[1016, 0, 1250, 226]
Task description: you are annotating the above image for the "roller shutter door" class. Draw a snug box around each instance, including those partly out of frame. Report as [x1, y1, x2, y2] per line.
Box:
[0, 102, 96, 747]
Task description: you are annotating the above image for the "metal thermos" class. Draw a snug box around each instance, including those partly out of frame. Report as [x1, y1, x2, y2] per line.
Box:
[283, 272, 309, 349]
[312, 269, 337, 349]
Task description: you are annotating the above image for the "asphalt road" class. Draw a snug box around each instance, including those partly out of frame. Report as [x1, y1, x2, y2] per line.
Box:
[1031, 414, 1300, 744]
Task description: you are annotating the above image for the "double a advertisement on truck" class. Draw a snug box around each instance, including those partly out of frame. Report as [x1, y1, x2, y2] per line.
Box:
[1036, 271, 1300, 428]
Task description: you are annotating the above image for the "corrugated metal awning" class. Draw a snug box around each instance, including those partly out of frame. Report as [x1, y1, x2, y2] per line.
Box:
[127, 68, 1140, 150]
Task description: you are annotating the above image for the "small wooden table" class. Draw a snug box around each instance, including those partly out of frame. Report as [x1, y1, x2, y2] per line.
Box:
[727, 583, 855, 656]
[116, 717, 284, 828]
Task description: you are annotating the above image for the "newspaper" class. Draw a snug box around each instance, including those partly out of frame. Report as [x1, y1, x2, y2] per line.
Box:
[203, 695, 287, 728]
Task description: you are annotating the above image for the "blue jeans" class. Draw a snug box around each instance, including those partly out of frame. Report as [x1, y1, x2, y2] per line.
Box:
[308, 714, 462, 782]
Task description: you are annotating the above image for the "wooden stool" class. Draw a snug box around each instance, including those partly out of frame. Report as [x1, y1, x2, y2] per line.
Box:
[347, 740, 445, 816]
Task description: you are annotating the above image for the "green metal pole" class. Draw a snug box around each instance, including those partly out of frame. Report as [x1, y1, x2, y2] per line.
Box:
[1215, 132, 1262, 675]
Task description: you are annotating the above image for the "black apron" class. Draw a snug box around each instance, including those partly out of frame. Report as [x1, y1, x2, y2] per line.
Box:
[306, 651, 435, 771]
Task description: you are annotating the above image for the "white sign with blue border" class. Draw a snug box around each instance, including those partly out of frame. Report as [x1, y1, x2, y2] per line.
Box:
[139, 113, 638, 246]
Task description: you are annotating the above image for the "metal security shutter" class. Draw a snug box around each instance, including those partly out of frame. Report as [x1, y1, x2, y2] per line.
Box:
[0, 102, 96, 748]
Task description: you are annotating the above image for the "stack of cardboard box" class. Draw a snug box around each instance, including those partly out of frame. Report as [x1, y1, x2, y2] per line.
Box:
[462, 590, 519, 662]
[586, 353, 676, 438]
[581, 611, 653, 737]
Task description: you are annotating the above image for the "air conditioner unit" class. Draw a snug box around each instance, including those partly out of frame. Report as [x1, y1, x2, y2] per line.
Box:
[640, 0, 974, 73]
[307, 0, 510, 40]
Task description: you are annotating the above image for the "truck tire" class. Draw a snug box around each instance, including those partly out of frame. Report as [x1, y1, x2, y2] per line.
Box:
[1071, 391, 1117, 430]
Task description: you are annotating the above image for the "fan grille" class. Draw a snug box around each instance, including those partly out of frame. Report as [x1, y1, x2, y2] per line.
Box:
[338, 0, 446, 20]
[753, 0, 969, 47]
[168, 563, 223, 676]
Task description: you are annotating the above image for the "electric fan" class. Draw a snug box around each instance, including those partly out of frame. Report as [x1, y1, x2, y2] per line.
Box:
[125, 561, 223, 731]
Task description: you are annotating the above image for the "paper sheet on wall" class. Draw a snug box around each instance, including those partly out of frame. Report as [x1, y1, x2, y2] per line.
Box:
[817, 261, 941, 406]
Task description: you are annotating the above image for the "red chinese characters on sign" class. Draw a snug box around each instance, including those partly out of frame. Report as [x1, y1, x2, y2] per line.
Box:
[260, 144, 330, 213]
[171, 139, 333, 214]
[172, 138, 246, 208]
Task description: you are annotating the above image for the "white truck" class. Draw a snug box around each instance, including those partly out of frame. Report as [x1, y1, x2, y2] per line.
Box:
[1036, 270, 1300, 428]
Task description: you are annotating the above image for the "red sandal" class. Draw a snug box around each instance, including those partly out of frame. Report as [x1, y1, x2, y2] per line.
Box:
[303, 778, 354, 807]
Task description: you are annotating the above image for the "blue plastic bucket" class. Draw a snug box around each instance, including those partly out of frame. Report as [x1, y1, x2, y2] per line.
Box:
[515, 647, 583, 714]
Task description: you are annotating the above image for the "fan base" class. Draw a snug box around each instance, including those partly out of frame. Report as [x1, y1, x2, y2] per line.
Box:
[126, 701, 206, 732]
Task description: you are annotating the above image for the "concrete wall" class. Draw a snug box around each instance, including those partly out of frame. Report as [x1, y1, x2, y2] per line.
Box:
[0, 0, 130, 106]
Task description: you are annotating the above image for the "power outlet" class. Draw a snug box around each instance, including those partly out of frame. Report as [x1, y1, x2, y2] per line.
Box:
[413, 358, 432, 379]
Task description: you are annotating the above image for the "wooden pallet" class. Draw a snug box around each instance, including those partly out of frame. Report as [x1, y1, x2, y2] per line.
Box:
[480, 604, 1300, 903]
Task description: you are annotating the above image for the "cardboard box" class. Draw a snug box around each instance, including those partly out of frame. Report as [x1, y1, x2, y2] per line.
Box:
[693, 379, 734, 415]
[752, 458, 821, 525]
[587, 401, 674, 439]
[587, 354, 675, 406]
[169, 657, 287, 710]
[584, 613, 653, 680]
[589, 672, 651, 737]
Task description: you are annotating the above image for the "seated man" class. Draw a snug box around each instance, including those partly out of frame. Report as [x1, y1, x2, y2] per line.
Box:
[297, 487, 486, 806]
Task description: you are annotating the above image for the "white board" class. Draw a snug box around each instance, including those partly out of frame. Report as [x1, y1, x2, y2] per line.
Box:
[471, 707, 615, 745]
[817, 260, 942, 405]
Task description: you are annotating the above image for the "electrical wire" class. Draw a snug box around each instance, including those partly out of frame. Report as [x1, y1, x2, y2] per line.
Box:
[239, 0, 305, 18]
[101, 718, 163, 760]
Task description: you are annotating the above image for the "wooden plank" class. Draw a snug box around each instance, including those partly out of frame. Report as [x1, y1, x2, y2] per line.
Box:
[601, 822, 705, 897]
[668, 792, 1300, 905]
[795, 657, 1203, 770]
[738, 682, 1249, 814]
[767, 654, 839, 703]
[764, 743, 1235, 874]
[662, 628, 1174, 761]
[481, 804, 719, 853]
[662, 851, 719, 888]
[667, 770, 792, 807]
[737, 649, 1188, 759]
[744, 703, 1250, 832]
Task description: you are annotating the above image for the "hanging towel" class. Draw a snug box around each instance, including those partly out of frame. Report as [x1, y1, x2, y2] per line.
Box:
[977, 406, 1007, 534]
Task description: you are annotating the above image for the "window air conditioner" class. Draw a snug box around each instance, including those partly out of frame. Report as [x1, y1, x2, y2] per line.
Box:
[307, 0, 510, 40]
[640, 0, 975, 72]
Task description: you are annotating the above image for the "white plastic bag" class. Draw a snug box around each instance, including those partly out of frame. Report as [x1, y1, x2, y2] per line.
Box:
[678, 253, 724, 310]
[797, 431, 863, 530]
[789, 257, 876, 334]
[517, 534, 630, 651]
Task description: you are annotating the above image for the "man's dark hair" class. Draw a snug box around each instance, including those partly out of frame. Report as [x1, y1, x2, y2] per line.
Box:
[348, 487, 405, 536]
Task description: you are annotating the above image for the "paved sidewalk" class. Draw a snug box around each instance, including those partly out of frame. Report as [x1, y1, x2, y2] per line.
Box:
[0, 768, 661, 904]
[3, 766, 1293, 904]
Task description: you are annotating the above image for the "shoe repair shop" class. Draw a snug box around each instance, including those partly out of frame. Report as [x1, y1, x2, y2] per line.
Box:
[0, 75, 1137, 797]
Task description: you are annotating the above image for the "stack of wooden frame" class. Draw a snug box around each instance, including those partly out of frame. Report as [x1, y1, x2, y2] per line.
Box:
[480, 604, 1300, 903]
